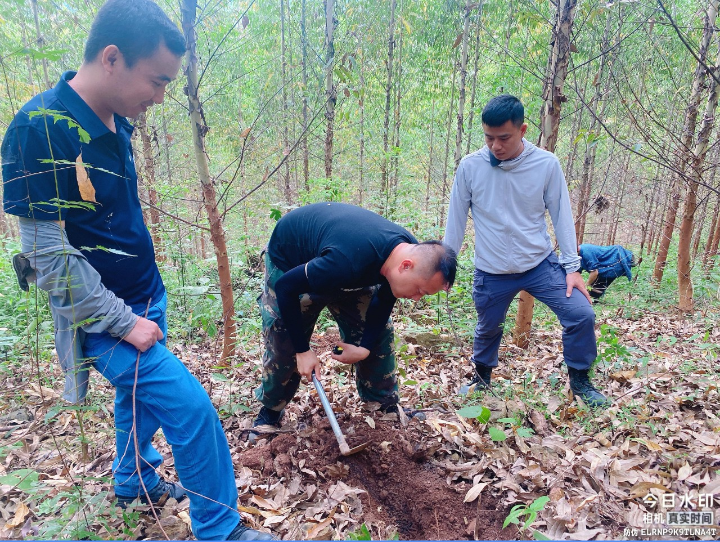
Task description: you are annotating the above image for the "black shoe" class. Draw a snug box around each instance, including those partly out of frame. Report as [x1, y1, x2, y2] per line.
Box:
[116, 478, 187, 508]
[247, 407, 284, 444]
[458, 364, 493, 395]
[567, 367, 611, 408]
[382, 404, 426, 421]
[227, 520, 277, 540]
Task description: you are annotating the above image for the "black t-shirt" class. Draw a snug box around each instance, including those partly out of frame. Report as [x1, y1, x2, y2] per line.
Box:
[267, 202, 418, 353]
[268, 202, 417, 292]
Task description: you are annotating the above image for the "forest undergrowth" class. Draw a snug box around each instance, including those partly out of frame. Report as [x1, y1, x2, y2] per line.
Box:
[1, 241, 719, 540]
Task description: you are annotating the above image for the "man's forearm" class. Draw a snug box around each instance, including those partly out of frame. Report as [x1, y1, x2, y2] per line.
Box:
[18, 217, 137, 338]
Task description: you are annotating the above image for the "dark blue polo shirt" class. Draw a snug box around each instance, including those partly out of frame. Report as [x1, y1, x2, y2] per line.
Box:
[1, 71, 164, 312]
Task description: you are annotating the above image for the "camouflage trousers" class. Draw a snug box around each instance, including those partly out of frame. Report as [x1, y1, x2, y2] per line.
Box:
[254, 252, 398, 412]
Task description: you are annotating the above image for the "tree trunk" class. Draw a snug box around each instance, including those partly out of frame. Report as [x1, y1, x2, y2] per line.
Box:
[440, 49, 458, 228]
[466, 2, 484, 156]
[678, 19, 720, 311]
[358, 39, 366, 206]
[702, 147, 720, 270]
[514, 0, 578, 349]
[691, 194, 708, 258]
[301, 0, 309, 192]
[575, 10, 614, 243]
[608, 155, 630, 245]
[425, 98, 436, 214]
[653, 0, 718, 285]
[135, 112, 164, 261]
[640, 171, 661, 258]
[181, 0, 236, 363]
[705, 191, 720, 270]
[381, 0, 397, 212]
[30, 0, 50, 89]
[280, 0, 292, 203]
[454, 0, 473, 171]
[390, 22, 404, 216]
[324, 0, 336, 182]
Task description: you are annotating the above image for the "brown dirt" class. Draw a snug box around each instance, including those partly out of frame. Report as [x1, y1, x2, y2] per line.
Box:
[237, 409, 514, 540]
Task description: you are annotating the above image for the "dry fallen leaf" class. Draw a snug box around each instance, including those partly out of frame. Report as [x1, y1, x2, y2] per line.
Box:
[6, 501, 30, 528]
[463, 482, 488, 503]
[75, 153, 97, 202]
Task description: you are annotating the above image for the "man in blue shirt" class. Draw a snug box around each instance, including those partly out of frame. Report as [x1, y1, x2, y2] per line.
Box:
[2, 0, 273, 539]
[445, 95, 609, 408]
[579, 244, 638, 301]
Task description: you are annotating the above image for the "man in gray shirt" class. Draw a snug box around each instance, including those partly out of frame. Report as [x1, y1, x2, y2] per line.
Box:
[444, 95, 608, 408]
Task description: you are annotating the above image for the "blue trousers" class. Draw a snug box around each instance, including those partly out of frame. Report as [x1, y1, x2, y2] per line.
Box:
[472, 253, 597, 370]
[84, 293, 238, 540]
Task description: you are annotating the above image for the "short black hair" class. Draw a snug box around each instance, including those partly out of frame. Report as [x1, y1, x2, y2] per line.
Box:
[481, 94, 525, 128]
[417, 240, 457, 287]
[84, 0, 186, 67]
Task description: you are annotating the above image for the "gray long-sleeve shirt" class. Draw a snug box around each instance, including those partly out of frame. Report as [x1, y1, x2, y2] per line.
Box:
[444, 140, 581, 274]
[18, 217, 137, 403]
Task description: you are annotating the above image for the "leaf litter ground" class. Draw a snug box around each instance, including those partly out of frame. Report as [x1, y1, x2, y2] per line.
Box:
[1, 307, 719, 540]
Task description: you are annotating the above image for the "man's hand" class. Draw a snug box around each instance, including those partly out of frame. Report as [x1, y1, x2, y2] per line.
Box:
[566, 271, 592, 303]
[330, 342, 370, 364]
[296, 349, 321, 382]
[123, 316, 164, 352]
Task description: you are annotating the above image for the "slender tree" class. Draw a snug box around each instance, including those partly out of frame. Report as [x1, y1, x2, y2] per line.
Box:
[135, 112, 165, 261]
[678, 23, 720, 311]
[381, 0, 397, 212]
[454, 0, 473, 170]
[514, 0, 578, 349]
[324, 0, 337, 182]
[280, 0, 292, 203]
[181, 0, 237, 363]
[653, 0, 718, 284]
[301, 0, 310, 192]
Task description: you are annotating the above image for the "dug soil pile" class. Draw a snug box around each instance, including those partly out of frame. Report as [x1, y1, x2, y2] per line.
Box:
[237, 407, 513, 540]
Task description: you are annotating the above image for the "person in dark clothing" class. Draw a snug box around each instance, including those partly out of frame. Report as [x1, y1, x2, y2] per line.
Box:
[1, 1, 272, 539]
[252, 202, 457, 435]
[579, 244, 639, 301]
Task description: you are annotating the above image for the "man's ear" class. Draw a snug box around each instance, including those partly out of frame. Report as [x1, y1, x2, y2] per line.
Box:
[101, 45, 122, 72]
[520, 122, 528, 137]
[398, 259, 414, 272]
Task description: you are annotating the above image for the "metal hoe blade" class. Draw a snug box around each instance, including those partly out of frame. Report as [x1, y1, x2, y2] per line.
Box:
[312, 375, 369, 456]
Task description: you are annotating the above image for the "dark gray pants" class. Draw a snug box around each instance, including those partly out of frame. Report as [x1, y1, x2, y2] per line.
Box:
[472, 253, 597, 370]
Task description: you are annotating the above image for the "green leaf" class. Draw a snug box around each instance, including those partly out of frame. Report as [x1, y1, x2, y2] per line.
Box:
[489, 426, 507, 441]
[80, 246, 137, 257]
[529, 496, 550, 512]
[497, 417, 516, 424]
[403, 379, 418, 385]
[28, 108, 91, 143]
[13, 47, 68, 61]
[211, 373, 230, 382]
[270, 208, 282, 221]
[516, 427, 535, 438]
[533, 530, 552, 540]
[0, 468, 39, 491]
[457, 405, 491, 423]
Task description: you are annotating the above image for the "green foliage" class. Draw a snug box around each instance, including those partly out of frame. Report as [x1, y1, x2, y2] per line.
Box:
[29, 108, 91, 144]
[457, 404, 491, 423]
[346, 523, 398, 541]
[596, 324, 631, 366]
[503, 496, 550, 535]
[346, 523, 373, 540]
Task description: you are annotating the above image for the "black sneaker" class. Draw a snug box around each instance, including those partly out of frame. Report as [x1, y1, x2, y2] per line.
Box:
[227, 520, 277, 540]
[247, 407, 284, 444]
[567, 367, 611, 408]
[382, 404, 426, 421]
[458, 364, 493, 395]
[116, 478, 187, 508]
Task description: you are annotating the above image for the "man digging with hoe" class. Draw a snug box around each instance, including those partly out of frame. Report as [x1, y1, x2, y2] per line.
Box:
[249, 202, 457, 440]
